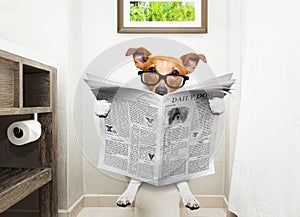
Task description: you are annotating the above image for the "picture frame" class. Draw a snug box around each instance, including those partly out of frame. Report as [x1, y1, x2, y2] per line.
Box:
[117, 0, 208, 34]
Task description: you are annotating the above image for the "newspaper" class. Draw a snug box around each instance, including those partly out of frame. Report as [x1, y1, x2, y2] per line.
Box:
[84, 73, 235, 186]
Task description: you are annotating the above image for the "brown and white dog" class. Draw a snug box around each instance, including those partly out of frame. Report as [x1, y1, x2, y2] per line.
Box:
[95, 47, 224, 210]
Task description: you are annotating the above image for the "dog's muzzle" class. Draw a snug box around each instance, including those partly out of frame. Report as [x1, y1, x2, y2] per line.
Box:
[155, 86, 168, 95]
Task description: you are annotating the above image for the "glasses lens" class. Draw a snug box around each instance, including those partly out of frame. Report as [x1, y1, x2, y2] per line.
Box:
[166, 75, 184, 88]
[142, 72, 160, 85]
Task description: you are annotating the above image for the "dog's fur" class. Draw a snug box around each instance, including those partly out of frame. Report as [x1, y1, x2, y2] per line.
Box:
[95, 47, 220, 210]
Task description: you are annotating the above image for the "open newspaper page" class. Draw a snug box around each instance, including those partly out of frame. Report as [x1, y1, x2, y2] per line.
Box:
[97, 87, 164, 185]
[84, 73, 124, 103]
[85, 73, 235, 186]
[157, 89, 219, 186]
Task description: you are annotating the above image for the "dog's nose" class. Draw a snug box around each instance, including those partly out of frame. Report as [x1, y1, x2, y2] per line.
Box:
[155, 86, 168, 95]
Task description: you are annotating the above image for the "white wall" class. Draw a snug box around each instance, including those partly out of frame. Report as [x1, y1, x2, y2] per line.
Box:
[225, 0, 243, 198]
[229, 1, 300, 216]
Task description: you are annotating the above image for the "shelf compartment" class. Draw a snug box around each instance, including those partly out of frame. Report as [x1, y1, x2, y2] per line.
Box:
[0, 167, 52, 214]
[0, 57, 19, 109]
[23, 64, 51, 108]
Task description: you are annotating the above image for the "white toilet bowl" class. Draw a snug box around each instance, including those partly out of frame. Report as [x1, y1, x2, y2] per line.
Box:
[134, 183, 185, 217]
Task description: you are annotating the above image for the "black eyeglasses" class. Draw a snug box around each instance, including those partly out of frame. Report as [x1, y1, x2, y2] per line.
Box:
[138, 71, 189, 89]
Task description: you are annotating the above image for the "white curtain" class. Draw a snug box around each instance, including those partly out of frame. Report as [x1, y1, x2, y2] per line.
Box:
[228, 0, 300, 216]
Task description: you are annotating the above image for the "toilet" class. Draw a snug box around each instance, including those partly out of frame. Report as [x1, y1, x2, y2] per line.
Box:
[134, 183, 188, 217]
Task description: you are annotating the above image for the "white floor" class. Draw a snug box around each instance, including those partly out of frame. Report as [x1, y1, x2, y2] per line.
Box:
[77, 207, 227, 217]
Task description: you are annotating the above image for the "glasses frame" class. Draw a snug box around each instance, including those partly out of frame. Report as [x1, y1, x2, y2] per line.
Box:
[138, 70, 189, 89]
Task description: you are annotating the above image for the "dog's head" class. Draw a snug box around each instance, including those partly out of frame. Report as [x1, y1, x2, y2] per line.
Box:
[126, 47, 207, 95]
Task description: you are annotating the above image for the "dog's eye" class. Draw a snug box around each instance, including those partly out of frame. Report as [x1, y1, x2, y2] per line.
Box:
[171, 70, 180, 75]
[148, 67, 156, 72]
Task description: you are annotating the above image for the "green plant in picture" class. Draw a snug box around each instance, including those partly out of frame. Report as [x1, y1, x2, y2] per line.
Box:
[130, 1, 195, 22]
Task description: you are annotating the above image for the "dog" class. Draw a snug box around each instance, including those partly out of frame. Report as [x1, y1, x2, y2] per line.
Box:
[94, 47, 224, 210]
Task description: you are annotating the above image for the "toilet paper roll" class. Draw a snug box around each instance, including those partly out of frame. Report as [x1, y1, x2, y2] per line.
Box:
[7, 120, 42, 146]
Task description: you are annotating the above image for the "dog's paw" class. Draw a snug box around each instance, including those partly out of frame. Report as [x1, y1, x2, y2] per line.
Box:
[116, 192, 135, 207]
[116, 199, 131, 207]
[181, 193, 200, 210]
[209, 97, 225, 115]
[94, 100, 111, 117]
[117, 179, 141, 208]
[177, 182, 200, 210]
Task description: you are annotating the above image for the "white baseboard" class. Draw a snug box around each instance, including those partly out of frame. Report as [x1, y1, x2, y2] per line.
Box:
[58, 194, 229, 217]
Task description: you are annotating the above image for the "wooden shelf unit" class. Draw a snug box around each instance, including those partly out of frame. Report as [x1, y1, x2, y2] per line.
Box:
[0, 168, 52, 213]
[0, 49, 57, 217]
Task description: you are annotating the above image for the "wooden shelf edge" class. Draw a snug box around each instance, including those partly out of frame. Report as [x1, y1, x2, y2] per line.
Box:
[0, 168, 52, 213]
[0, 107, 52, 116]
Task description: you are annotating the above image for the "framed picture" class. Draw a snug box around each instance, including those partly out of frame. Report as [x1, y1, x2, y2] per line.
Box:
[117, 0, 207, 34]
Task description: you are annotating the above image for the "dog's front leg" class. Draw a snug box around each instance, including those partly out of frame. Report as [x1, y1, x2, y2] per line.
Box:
[117, 179, 142, 207]
[94, 100, 111, 118]
[176, 181, 200, 210]
[94, 99, 111, 117]
[208, 97, 225, 114]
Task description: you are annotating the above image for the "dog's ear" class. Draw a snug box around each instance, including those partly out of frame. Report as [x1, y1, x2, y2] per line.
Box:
[126, 47, 152, 69]
[180, 53, 207, 73]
